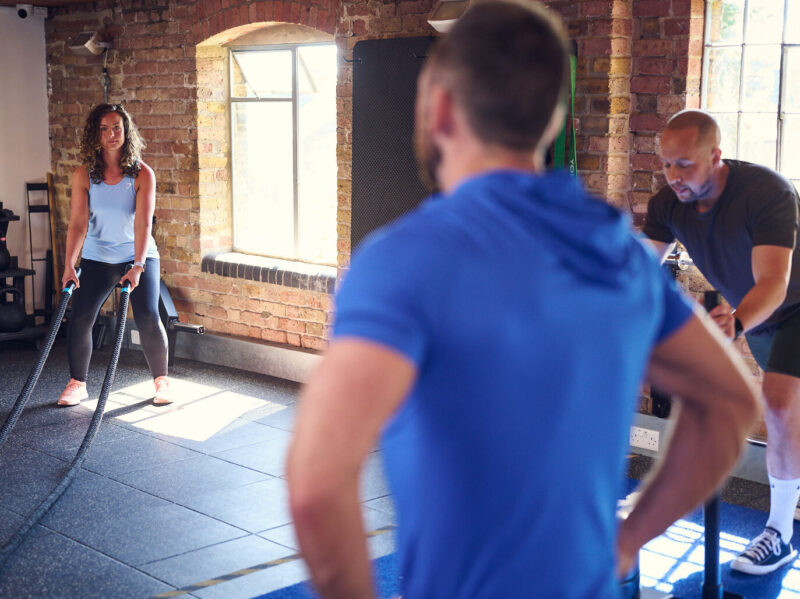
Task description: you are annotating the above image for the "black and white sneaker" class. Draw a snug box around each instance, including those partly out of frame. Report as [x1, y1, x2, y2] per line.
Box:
[731, 526, 798, 575]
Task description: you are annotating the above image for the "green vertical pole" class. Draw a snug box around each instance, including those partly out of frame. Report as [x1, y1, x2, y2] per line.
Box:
[567, 51, 578, 175]
[552, 43, 578, 174]
[553, 99, 567, 169]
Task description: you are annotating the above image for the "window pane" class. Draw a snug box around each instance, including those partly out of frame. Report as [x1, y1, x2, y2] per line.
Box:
[712, 112, 739, 157]
[739, 113, 778, 169]
[785, 47, 800, 113]
[704, 46, 742, 111]
[231, 50, 292, 99]
[297, 45, 338, 265]
[787, 0, 800, 43]
[741, 45, 781, 112]
[706, 0, 745, 44]
[781, 116, 800, 179]
[232, 102, 294, 257]
[744, 0, 785, 44]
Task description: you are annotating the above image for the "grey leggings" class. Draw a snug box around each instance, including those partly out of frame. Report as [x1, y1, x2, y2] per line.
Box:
[67, 258, 168, 381]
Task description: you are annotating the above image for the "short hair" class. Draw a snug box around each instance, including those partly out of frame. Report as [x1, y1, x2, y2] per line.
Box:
[426, 0, 569, 152]
[80, 103, 145, 184]
[665, 110, 721, 149]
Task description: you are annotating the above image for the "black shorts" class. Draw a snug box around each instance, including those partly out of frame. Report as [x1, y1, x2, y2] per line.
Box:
[745, 308, 800, 378]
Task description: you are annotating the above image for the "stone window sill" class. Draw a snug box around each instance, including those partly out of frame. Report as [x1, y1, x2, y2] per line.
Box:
[201, 252, 336, 294]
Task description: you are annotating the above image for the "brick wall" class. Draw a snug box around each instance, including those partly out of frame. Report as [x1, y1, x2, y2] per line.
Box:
[45, 0, 723, 362]
[627, 0, 704, 226]
[45, 0, 438, 353]
[544, 0, 634, 212]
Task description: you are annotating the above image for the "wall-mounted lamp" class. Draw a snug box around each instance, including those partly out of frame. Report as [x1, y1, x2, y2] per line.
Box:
[68, 31, 112, 56]
[68, 31, 113, 102]
[427, 0, 471, 33]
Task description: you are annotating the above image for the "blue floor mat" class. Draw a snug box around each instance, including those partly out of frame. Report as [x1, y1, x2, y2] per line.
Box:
[639, 499, 800, 598]
[257, 489, 800, 598]
[255, 553, 400, 599]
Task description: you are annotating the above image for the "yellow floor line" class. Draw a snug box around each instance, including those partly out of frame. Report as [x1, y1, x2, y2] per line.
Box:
[153, 524, 397, 598]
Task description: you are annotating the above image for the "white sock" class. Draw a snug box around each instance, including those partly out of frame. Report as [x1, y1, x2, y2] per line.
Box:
[766, 474, 800, 543]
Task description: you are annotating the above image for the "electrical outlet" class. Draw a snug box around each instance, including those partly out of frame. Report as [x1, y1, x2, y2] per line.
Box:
[130, 329, 140, 346]
[630, 425, 659, 452]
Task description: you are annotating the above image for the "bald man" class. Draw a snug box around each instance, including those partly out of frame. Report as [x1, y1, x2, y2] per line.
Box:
[643, 109, 800, 575]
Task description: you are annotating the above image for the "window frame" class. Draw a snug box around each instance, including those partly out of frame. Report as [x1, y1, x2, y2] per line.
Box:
[701, 0, 797, 179]
[228, 41, 337, 264]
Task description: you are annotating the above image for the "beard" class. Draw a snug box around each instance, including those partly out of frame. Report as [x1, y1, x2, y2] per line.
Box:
[674, 176, 715, 204]
[414, 122, 441, 194]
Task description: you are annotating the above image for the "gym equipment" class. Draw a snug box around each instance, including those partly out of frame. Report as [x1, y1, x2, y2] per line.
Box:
[0, 197, 51, 346]
[0, 261, 42, 347]
[698, 290, 744, 599]
[628, 290, 743, 599]
[0, 239, 9, 273]
[0, 270, 80, 450]
[92, 280, 205, 357]
[0, 202, 19, 273]
[46, 173, 60, 294]
[26, 180, 57, 324]
[650, 248, 696, 418]
[665, 249, 693, 271]
[553, 40, 578, 174]
[158, 280, 204, 366]
[351, 36, 434, 251]
[0, 272, 129, 571]
[0, 287, 26, 332]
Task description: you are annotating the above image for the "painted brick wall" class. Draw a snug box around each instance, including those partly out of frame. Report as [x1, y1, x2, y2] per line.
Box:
[45, 0, 721, 364]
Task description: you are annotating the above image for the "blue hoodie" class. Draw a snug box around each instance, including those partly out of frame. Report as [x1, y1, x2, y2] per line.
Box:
[334, 169, 692, 599]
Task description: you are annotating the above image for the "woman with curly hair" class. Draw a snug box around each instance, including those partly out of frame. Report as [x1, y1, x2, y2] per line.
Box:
[58, 103, 171, 406]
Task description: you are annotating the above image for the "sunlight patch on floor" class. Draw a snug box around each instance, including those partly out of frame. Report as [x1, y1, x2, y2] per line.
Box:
[78, 379, 287, 441]
[639, 517, 800, 596]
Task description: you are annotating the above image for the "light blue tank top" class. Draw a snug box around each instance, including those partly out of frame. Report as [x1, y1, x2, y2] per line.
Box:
[81, 174, 159, 263]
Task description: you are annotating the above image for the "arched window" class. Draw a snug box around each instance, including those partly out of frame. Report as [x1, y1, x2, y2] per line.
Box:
[228, 26, 337, 265]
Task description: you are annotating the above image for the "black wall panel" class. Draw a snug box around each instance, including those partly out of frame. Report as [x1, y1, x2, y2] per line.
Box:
[351, 36, 435, 252]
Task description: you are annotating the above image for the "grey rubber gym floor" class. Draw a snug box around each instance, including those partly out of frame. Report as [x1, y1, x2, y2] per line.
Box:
[0, 338, 396, 599]
[1, 337, 776, 599]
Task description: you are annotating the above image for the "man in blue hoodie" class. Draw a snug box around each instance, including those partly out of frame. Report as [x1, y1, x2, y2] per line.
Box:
[287, 3, 759, 598]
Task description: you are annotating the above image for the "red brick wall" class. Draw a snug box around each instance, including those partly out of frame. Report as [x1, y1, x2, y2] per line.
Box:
[628, 0, 704, 225]
[47, 0, 439, 352]
[46, 0, 719, 361]
[545, 0, 634, 212]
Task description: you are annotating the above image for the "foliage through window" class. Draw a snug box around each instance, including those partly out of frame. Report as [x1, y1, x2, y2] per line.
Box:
[702, 0, 800, 191]
[230, 43, 338, 264]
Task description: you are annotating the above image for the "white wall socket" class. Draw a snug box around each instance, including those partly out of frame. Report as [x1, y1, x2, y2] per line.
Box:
[130, 329, 140, 346]
[630, 425, 660, 452]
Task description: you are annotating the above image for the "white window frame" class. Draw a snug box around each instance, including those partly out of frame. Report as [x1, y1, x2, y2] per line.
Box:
[229, 42, 337, 264]
[701, 0, 797, 184]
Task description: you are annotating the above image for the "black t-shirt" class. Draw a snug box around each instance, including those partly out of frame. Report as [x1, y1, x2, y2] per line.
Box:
[643, 159, 800, 332]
